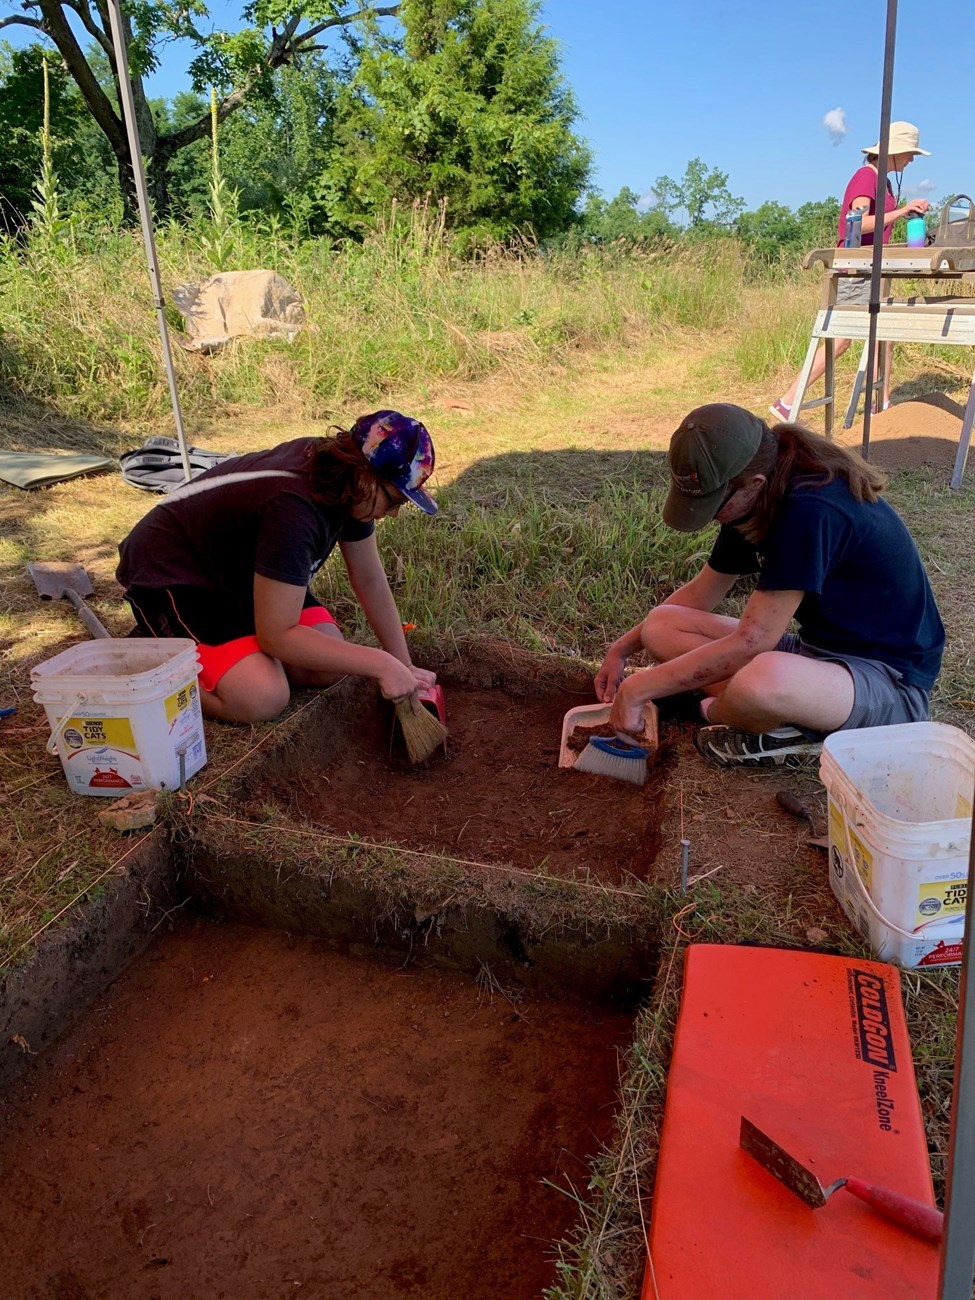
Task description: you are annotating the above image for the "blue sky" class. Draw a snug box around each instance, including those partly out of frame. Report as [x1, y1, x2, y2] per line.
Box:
[537, 0, 961, 211]
[8, 0, 966, 213]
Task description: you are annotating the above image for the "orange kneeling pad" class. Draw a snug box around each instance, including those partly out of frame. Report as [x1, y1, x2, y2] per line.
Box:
[644, 945, 938, 1299]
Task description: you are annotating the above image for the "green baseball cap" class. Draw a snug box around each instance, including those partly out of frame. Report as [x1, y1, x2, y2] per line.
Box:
[663, 404, 766, 532]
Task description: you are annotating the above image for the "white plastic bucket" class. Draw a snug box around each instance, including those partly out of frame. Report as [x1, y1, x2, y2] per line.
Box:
[828, 844, 964, 968]
[820, 721, 975, 967]
[31, 639, 206, 797]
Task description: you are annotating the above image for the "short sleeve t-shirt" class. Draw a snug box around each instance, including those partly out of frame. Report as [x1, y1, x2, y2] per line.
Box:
[117, 438, 374, 605]
[836, 164, 895, 247]
[707, 477, 944, 690]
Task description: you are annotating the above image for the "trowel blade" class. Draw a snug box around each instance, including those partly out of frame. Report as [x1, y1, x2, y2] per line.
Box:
[739, 1116, 828, 1208]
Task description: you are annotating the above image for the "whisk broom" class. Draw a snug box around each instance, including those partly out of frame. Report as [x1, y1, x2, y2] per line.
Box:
[394, 694, 448, 764]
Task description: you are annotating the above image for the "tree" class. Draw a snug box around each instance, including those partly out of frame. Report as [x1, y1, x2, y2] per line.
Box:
[577, 186, 674, 245]
[321, 0, 591, 245]
[735, 200, 801, 266]
[0, 0, 399, 219]
[651, 157, 744, 232]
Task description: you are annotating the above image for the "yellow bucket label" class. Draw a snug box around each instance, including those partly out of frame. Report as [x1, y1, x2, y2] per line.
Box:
[849, 829, 873, 890]
[165, 680, 196, 725]
[828, 799, 872, 889]
[917, 879, 968, 926]
[63, 715, 136, 751]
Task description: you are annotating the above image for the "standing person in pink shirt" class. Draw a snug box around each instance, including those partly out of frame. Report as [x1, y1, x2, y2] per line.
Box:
[770, 121, 931, 422]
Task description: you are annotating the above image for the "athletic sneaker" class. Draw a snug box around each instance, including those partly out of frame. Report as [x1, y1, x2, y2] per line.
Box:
[768, 398, 792, 423]
[694, 724, 823, 769]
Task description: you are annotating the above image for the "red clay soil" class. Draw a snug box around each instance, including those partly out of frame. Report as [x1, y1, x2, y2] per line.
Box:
[247, 685, 672, 885]
[0, 919, 632, 1300]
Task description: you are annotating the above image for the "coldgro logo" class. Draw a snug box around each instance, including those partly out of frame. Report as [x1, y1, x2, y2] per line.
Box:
[849, 969, 898, 1073]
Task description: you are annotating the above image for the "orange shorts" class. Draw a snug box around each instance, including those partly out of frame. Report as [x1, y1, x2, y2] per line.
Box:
[196, 606, 337, 693]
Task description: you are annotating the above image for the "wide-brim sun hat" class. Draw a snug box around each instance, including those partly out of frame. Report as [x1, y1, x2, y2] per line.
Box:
[663, 404, 766, 532]
[861, 120, 930, 156]
[350, 410, 438, 514]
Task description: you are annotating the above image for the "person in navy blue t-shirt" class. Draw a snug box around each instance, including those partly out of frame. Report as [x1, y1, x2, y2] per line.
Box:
[594, 403, 944, 768]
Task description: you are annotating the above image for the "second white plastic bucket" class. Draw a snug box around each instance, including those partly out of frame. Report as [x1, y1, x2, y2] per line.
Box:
[31, 638, 206, 797]
[820, 721, 974, 964]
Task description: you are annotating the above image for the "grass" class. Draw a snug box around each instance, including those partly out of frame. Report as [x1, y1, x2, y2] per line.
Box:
[2, 215, 975, 1298]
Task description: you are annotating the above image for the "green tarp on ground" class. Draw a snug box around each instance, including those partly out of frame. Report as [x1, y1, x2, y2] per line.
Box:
[0, 452, 113, 490]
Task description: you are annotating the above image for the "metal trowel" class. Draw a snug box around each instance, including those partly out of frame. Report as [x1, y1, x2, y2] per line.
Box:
[739, 1116, 943, 1243]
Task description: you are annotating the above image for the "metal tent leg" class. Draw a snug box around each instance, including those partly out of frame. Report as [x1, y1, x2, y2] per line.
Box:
[949, 364, 975, 490]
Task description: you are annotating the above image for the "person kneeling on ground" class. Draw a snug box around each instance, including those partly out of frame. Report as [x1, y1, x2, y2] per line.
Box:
[594, 403, 944, 768]
[117, 411, 438, 724]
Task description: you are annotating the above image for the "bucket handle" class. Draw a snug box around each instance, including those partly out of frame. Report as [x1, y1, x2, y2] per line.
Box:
[834, 788, 963, 942]
[46, 693, 88, 756]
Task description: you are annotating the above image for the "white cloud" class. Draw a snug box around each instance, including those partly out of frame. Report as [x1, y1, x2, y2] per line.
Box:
[822, 108, 847, 146]
[916, 178, 935, 193]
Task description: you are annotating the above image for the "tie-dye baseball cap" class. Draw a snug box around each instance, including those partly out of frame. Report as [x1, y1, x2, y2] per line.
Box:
[350, 410, 437, 515]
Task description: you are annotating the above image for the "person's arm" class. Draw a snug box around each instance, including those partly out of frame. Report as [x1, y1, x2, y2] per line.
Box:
[339, 534, 431, 677]
[252, 573, 420, 700]
[850, 193, 929, 237]
[595, 564, 739, 701]
[609, 586, 804, 735]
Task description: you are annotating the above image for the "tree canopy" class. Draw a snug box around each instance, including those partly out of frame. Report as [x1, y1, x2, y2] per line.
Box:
[321, 0, 591, 246]
[651, 157, 744, 232]
[0, 0, 399, 217]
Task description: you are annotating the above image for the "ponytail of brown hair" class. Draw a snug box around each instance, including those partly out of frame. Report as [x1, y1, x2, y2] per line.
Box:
[307, 429, 377, 510]
[733, 421, 886, 542]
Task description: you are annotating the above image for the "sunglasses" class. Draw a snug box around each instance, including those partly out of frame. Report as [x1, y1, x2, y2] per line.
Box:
[378, 481, 406, 510]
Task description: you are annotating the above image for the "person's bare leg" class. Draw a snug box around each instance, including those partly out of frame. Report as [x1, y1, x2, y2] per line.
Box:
[639, 604, 739, 698]
[707, 651, 855, 733]
[200, 653, 291, 722]
[780, 337, 852, 408]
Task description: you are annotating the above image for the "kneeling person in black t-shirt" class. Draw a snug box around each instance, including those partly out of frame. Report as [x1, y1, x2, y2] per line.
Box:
[594, 403, 944, 768]
[117, 411, 439, 724]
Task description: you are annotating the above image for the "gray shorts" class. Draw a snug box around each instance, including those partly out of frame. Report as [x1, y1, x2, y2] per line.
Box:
[775, 632, 930, 731]
[835, 275, 871, 306]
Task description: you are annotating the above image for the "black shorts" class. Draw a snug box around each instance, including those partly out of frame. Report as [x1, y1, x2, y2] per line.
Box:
[125, 584, 327, 644]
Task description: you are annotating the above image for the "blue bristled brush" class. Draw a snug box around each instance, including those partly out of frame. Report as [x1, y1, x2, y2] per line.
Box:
[573, 735, 649, 786]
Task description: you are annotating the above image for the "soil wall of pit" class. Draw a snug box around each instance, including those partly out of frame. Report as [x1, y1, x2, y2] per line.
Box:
[0, 830, 177, 1090]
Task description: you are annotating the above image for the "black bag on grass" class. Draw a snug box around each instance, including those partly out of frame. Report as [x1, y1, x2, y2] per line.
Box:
[119, 436, 235, 493]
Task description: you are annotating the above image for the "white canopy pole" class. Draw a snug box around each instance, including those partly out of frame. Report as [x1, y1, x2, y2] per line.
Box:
[861, 0, 897, 460]
[939, 785, 975, 1296]
[105, 0, 192, 483]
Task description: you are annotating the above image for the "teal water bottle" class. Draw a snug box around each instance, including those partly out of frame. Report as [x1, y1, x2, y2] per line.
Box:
[906, 216, 926, 248]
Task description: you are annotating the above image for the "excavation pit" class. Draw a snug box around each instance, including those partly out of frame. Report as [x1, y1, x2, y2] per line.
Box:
[1, 918, 634, 1300]
[236, 641, 673, 886]
[1, 644, 671, 1298]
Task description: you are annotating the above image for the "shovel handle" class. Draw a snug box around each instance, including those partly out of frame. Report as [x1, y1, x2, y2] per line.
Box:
[843, 1177, 943, 1243]
[63, 588, 111, 639]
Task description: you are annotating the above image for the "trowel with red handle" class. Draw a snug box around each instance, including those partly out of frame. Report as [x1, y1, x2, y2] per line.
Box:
[739, 1116, 943, 1243]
